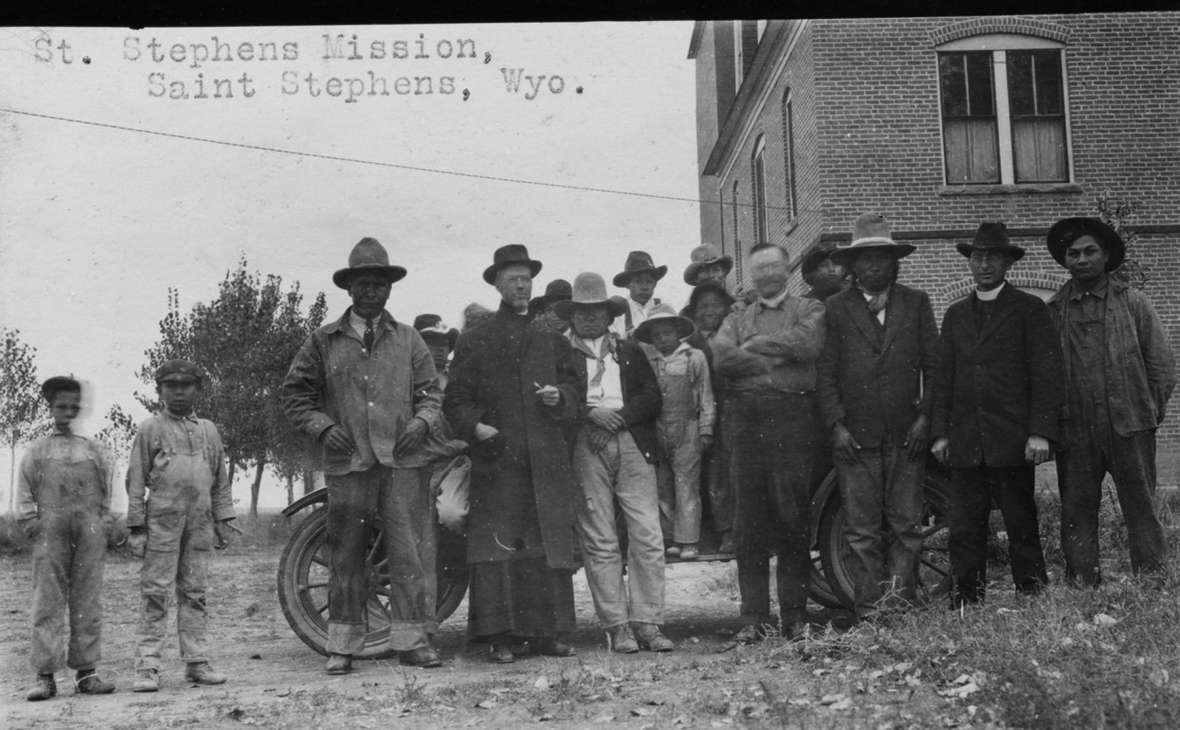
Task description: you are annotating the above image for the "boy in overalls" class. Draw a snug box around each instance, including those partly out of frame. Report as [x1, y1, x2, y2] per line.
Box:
[126, 359, 236, 692]
[17, 376, 117, 701]
[635, 304, 715, 560]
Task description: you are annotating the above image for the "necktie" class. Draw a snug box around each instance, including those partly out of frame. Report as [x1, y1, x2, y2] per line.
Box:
[363, 318, 375, 351]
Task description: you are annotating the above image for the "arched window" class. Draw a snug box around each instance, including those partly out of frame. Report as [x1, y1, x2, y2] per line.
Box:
[751, 135, 768, 244]
[937, 34, 1071, 184]
[731, 179, 743, 284]
[781, 90, 797, 220]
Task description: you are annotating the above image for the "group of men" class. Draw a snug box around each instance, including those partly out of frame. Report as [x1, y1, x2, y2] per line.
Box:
[19, 212, 1175, 696]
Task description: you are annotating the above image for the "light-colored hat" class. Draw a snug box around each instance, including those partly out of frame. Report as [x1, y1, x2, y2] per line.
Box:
[634, 302, 695, 344]
[332, 237, 408, 289]
[831, 213, 916, 265]
[554, 273, 628, 320]
[683, 243, 734, 284]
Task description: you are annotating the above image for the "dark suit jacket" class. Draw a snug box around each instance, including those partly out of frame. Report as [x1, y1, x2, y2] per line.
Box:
[816, 283, 939, 448]
[567, 337, 663, 463]
[930, 284, 1064, 468]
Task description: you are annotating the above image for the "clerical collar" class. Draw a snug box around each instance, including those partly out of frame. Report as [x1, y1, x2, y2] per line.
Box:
[758, 287, 790, 309]
[974, 282, 1005, 302]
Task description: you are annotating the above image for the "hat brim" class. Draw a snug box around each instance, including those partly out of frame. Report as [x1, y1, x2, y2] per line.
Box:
[955, 243, 1026, 261]
[830, 242, 916, 266]
[633, 315, 695, 344]
[682, 256, 734, 285]
[553, 298, 627, 321]
[1046, 217, 1126, 271]
[420, 329, 460, 349]
[483, 260, 543, 285]
[613, 265, 668, 288]
[333, 265, 408, 289]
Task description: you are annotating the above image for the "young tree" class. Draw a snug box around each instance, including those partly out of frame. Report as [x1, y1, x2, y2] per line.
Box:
[136, 259, 327, 517]
[1095, 189, 1147, 290]
[0, 328, 42, 512]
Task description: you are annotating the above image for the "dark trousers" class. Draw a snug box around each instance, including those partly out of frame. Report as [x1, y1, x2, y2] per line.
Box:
[729, 391, 814, 626]
[948, 464, 1047, 605]
[326, 466, 436, 654]
[1057, 427, 1165, 586]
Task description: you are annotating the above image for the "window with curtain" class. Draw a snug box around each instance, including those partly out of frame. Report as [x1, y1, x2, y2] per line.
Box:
[1007, 49, 1067, 182]
[939, 51, 1000, 184]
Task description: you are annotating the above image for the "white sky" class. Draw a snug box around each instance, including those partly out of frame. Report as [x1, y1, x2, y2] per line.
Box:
[0, 23, 701, 510]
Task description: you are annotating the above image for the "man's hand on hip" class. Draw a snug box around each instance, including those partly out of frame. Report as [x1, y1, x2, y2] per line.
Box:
[321, 425, 356, 455]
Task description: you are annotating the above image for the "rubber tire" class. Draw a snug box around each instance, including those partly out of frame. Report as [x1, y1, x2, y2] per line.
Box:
[818, 463, 952, 610]
[807, 478, 844, 608]
[277, 507, 469, 659]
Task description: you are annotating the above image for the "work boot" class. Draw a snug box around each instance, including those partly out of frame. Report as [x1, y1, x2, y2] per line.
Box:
[399, 646, 442, 668]
[132, 669, 159, 693]
[185, 662, 227, 685]
[27, 674, 56, 701]
[530, 636, 576, 657]
[634, 623, 674, 652]
[607, 624, 639, 654]
[679, 543, 699, 560]
[325, 653, 352, 675]
[76, 669, 115, 695]
[489, 642, 516, 664]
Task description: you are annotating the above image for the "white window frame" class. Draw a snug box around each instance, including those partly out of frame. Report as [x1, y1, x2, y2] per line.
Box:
[757, 20, 768, 41]
[936, 34, 1072, 185]
[752, 135, 768, 243]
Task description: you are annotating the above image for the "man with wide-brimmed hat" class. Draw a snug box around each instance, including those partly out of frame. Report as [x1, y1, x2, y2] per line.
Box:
[1045, 217, 1175, 587]
[799, 245, 849, 302]
[529, 278, 573, 335]
[555, 272, 672, 653]
[711, 242, 825, 642]
[930, 222, 1063, 606]
[444, 244, 584, 663]
[636, 303, 715, 561]
[282, 237, 444, 673]
[683, 243, 733, 289]
[612, 250, 668, 338]
[817, 213, 938, 620]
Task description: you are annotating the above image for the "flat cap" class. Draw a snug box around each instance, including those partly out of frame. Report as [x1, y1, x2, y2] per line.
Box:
[155, 359, 203, 384]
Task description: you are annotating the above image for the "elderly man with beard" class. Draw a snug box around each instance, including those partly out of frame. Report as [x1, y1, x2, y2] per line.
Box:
[816, 213, 938, 620]
[711, 242, 825, 642]
[444, 245, 584, 664]
[282, 238, 444, 674]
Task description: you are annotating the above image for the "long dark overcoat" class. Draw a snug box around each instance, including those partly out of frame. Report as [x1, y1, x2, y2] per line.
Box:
[930, 284, 1063, 468]
[815, 283, 939, 447]
[444, 303, 584, 569]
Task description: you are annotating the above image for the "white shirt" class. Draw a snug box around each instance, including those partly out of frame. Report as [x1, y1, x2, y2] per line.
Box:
[758, 287, 791, 310]
[860, 290, 887, 324]
[974, 282, 1006, 301]
[582, 336, 625, 410]
[612, 297, 661, 338]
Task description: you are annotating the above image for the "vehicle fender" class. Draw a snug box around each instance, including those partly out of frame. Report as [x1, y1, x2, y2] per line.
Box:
[282, 487, 328, 517]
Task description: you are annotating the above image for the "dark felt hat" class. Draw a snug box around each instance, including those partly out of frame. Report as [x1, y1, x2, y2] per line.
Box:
[1046, 217, 1126, 271]
[800, 246, 838, 277]
[155, 359, 203, 384]
[332, 237, 408, 290]
[831, 213, 916, 265]
[613, 250, 668, 287]
[956, 222, 1026, 261]
[483, 244, 543, 285]
[634, 302, 696, 344]
[528, 278, 573, 311]
[682, 243, 734, 285]
[413, 314, 459, 350]
[554, 272, 627, 320]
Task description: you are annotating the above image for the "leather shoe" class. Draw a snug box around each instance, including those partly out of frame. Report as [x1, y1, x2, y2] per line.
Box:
[607, 624, 639, 654]
[732, 624, 766, 644]
[27, 674, 56, 701]
[132, 669, 159, 693]
[325, 654, 353, 675]
[400, 646, 442, 668]
[185, 662, 227, 685]
[531, 637, 576, 657]
[782, 621, 810, 641]
[489, 643, 516, 664]
[76, 670, 115, 695]
[634, 623, 674, 652]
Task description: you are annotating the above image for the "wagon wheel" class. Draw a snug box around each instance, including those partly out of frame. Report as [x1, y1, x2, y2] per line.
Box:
[277, 508, 469, 659]
[817, 464, 952, 610]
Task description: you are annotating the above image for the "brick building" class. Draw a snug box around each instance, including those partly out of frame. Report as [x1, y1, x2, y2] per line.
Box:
[688, 14, 1180, 467]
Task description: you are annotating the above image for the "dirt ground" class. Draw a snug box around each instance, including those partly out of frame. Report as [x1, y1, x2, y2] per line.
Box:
[1, 540, 957, 729]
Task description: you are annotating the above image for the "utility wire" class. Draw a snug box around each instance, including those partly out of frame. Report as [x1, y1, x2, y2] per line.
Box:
[0, 106, 817, 214]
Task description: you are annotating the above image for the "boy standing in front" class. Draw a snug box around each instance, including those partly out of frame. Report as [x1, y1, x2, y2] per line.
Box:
[635, 303, 715, 560]
[126, 359, 236, 692]
[18, 376, 117, 701]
